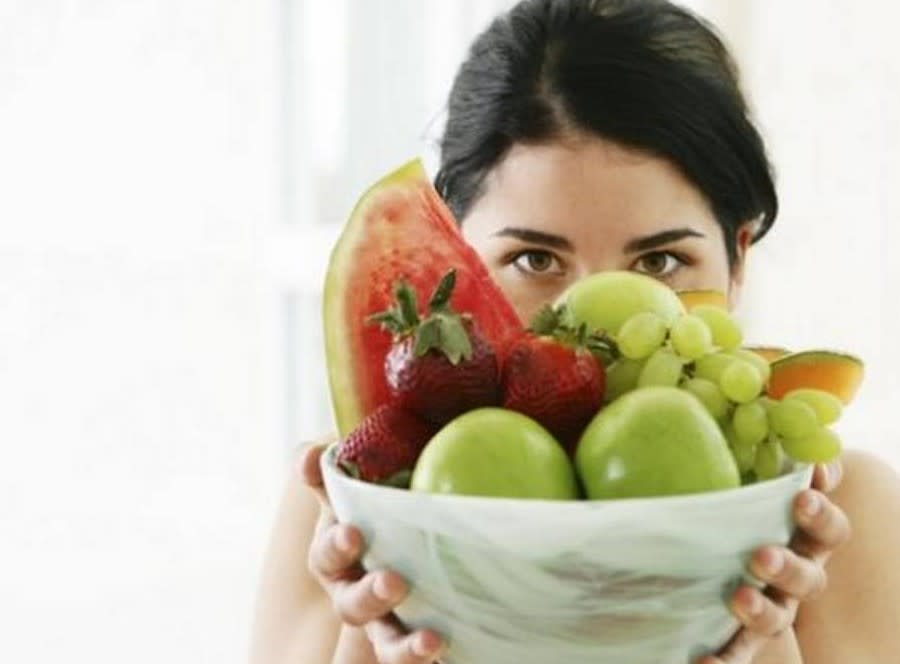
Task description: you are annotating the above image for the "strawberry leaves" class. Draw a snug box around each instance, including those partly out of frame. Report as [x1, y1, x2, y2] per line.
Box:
[528, 303, 618, 365]
[369, 269, 474, 365]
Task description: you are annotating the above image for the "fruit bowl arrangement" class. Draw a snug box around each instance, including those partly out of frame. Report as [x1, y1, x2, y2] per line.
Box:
[319, 160, 864, 664]
[321, 444, 812, 664]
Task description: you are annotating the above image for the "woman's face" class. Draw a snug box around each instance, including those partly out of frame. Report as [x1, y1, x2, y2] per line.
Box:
[461, 136, 751, 325]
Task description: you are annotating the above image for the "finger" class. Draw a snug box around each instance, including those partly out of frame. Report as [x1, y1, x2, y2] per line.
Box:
[730, 585, 794, 637]
[790, 490, 852, 558]
[698, 625, 761, 664]
[308, 522, 364, 581]
[297, 443, 327, 502]
[367, 617, 445, 664]
[811, 460, 843, 493]
[333, 570, 409, 627]
[749, 546, 827, 599]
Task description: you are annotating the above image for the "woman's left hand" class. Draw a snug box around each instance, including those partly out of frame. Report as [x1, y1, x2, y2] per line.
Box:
[696, 460, 852, 664]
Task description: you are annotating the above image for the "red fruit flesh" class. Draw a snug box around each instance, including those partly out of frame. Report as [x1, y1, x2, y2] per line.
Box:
[337, 404, 436, 485]
[324, 160, 522, 437]
[501, 336, 605, 454]
[386, 322, 500, 426]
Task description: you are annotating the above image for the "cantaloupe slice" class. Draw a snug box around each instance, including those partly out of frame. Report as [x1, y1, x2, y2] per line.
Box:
[744, 346, 792, 363]
[677, 289, 728, 311]
[767, 350, 864, 404]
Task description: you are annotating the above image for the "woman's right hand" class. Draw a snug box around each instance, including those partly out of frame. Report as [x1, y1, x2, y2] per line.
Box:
[299, 443, 446, 664]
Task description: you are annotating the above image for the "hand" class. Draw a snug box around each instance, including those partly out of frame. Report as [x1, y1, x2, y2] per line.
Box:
[696, 461, 851, 664]
[300, 442, 446, 664]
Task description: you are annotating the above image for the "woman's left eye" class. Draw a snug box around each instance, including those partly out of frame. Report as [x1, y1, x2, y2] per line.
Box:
[632, 251, 685, 277]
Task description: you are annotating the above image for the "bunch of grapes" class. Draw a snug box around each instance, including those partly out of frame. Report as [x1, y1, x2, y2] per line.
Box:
[605, 305, 843, 483]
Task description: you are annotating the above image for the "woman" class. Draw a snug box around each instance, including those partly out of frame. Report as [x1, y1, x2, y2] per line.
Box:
[251, 1, 900, 662]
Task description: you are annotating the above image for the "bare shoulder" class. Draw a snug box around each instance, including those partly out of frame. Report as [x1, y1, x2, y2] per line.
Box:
[795, 449, 900, 663]
[836, 448, 900, 501]
[827, 449, 900, 555]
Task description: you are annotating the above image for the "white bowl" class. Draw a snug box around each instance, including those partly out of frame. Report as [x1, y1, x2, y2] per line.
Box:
[321, 443, 812, 664]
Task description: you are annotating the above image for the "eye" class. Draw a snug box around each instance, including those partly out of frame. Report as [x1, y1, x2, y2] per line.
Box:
[632, 251, 686, 278]
[510, 250, 565, 276]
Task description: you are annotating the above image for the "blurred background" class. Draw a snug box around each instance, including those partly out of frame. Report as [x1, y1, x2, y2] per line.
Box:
[1, 1, 898, 662]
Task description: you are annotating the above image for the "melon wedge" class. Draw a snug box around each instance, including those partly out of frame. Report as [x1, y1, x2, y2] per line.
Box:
[767, 350, 864, 405]
[323, 159, 522, 437]
[745, 346, 792, 363]
[677, 289, 728, 311]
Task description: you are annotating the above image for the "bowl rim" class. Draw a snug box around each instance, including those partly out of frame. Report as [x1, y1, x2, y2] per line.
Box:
[320, 442, 814, 510]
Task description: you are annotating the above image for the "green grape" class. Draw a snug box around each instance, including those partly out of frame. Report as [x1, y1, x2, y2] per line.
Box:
[719, 360, 763, 404]
[781, 427, 842, 463]
[616, 312, 668, 360]
[669, 314, 714, 360]
[694, 352, 737, 383]
[754, 437, 785, 480]
[638, 348, 684, 388]
[605, 358, 646, 402]
[768, 399, 819, 439]
[682, 377, 730, 420]
[692, 305, 743, 350]
[724, 422, 757, 473]
[784, 389, 843, 426]
[733, 400, 769, 446]
[727, 349, 772, 384]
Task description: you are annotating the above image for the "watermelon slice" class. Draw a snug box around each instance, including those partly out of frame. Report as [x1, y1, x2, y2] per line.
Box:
[324, 159, 522, 437]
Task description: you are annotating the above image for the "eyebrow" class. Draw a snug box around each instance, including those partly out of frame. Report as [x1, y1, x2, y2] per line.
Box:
[493, 227, 574, 251]
[624, 228, 705, 253]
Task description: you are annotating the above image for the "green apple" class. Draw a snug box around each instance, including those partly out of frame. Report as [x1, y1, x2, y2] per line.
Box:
[410, 408, 578, 499]
[556, 270, 685, 335]
[576, 387, 739, 499]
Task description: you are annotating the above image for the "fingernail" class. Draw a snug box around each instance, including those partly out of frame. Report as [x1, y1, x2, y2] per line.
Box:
[335, 528, 355, 555]
[760, 549, 784, 576]
[742, 591, 763, 617]
[801, 492, 821, 517]
[412, 632, 442, 657]
[373, 573, 397, 601]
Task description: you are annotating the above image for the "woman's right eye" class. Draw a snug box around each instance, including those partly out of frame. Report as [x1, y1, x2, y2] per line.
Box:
[510, 250, 565, 276]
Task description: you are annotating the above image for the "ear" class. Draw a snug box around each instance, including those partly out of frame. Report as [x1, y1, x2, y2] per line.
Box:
[728, 221, 756, 309]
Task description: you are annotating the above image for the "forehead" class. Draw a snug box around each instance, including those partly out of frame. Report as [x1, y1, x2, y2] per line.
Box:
[462, 136, 721, 247]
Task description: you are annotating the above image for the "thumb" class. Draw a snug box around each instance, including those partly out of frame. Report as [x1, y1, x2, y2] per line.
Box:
[704, 627, 762, 664]
[296, 435, 337, 506]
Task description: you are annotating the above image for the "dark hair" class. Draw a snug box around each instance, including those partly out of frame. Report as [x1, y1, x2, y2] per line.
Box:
[435, 0, 778, 266]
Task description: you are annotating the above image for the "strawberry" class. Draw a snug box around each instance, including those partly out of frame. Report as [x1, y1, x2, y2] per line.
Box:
[501, 305, 607, 455]
[337, 404, 436, 485]
[369, 269, 500, 426]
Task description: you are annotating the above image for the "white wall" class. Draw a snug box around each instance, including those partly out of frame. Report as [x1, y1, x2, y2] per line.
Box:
[1, 2, 898, 663]
[0, 1, 282, 662]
